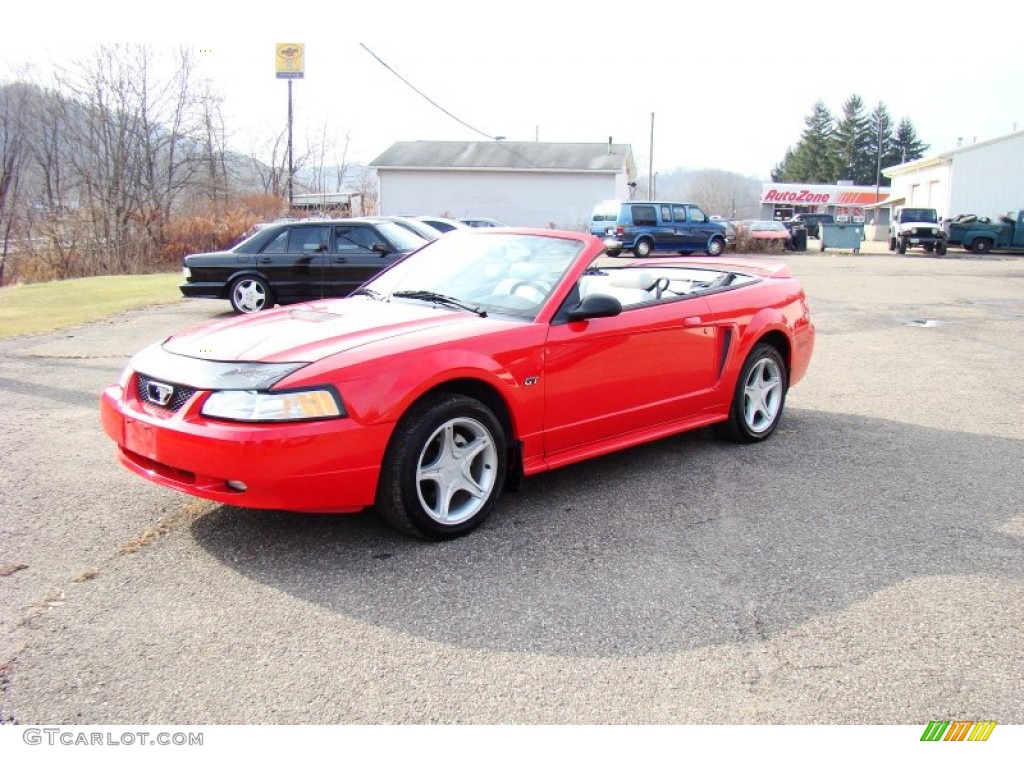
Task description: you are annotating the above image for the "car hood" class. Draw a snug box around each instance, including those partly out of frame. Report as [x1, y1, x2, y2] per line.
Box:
[163, 298, 481, 363]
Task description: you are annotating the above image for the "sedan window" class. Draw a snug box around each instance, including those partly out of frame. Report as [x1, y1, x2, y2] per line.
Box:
[261, 229, 290, 254]
[288, 226, 330, 253]
[336, 225, 382, 251]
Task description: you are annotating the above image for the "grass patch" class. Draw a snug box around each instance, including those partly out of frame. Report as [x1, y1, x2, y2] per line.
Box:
[0, 273, 182, 338]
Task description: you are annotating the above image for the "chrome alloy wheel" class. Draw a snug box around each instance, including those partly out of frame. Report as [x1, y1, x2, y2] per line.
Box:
[415, 416, 499, 525]
[742, 356, 783, 434]
[232, 278, 268, 313]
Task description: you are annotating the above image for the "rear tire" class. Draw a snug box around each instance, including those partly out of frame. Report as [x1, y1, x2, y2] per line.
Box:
[229, 276, 272, 314]
[716, 343, 788, 443]
[972, 239, 993, 254]
[633, 238, 654, 258]
[375, 393, 507, 540]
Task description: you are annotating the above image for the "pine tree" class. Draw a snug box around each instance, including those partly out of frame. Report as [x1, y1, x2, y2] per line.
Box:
[774, 101, 836, 183]
[867, 102, 895, 188]
[772, 98, 930, 182]
[832, 95, 874, 184]
[891, 119, 929, 165]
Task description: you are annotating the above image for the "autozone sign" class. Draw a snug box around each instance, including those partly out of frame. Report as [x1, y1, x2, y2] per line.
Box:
[761, 184, 886, 206]
[764, 189, 831, 203]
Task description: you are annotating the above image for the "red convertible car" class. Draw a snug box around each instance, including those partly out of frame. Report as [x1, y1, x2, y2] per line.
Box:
[101, 229, 814, 540]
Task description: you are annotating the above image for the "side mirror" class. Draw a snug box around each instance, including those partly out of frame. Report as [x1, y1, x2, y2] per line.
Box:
[567, 293, 622, 321]
[371, 242, 392, 256]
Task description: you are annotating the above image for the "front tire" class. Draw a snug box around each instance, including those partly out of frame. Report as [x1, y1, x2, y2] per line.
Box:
[716, 343, 788, 443]
[229, 276, 272, 314]
[897, 238, 908, 254]
[706, 237, 725, 256]
[935, 241, 947, 255]
[376, 393, 507, 540]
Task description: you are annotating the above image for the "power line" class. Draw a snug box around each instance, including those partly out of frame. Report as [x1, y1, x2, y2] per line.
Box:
[360, 43, 498, 141]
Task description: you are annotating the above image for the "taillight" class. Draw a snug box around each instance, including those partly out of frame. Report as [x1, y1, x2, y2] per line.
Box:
[616, 225, 625, 236]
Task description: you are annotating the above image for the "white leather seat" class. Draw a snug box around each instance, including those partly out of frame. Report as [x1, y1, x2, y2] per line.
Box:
[494, 262, 549, 304]
[580, 270, 655, 307]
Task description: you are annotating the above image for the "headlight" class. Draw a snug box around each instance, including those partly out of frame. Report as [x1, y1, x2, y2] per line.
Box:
[182, 266, 191, 279]
[201, 387, 346, 422]
[118, 365, 133, 389]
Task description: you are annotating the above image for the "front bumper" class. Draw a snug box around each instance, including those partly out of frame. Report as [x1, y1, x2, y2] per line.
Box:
[899, 228, 945, 246]
[100, 381, 392, 513]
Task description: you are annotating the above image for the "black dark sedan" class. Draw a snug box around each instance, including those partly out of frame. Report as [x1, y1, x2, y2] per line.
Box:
[180, 218, 429, 313]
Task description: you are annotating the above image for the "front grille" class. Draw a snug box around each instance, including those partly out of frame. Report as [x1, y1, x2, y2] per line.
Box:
[136, 374, 196, 412]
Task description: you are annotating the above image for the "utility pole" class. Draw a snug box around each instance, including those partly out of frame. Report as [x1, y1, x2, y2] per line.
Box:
[287, 80, 294, 207]
[648, 112, 655, 200]
[275, 43, 305, 208]
[874, 105, 883, 200]
[875, 106, 883, 224]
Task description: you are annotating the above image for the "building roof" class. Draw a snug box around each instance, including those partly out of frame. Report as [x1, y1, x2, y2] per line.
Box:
[370, 141, 634, 174]
[883, 128, 1024, 177]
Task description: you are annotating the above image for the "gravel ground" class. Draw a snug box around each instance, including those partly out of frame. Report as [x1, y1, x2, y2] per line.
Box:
[0, 251, 1021, 727]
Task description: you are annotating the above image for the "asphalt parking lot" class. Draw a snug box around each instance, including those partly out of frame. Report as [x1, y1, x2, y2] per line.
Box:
[0, 250, 1021, 724]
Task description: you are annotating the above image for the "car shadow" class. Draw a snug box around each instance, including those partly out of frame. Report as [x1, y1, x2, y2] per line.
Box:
[190, 408, 1023, 658]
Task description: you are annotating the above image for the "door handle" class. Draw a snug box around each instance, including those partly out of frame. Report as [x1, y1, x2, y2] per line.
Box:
[333, 257, 348, 263]
[682, 316, 703, 327]
[256, 257, 272, 264]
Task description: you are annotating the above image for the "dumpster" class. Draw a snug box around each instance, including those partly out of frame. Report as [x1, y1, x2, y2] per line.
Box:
[790, 225, 808, 252]
[820, 222, 864, 253]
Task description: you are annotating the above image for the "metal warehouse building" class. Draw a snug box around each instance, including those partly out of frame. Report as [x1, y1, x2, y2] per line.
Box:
[882, 129, 1024, 221]
[370, 140, 636, 230]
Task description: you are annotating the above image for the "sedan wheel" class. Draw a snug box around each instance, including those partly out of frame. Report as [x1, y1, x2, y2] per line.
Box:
[230, 276, 272, 314]
[376, 393, 507, 539]
[716, 343, 788, 443]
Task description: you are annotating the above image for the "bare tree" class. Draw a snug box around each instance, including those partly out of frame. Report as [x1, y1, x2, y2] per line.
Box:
[0, 84, 27, 284]
[332, 130, 351, 193]
[251, 125, 310, 201]
[353, 166, 378, 216]
[46, 44, 206, 274]
[198, 85, 230, 207]
[683, 170, 761, 219]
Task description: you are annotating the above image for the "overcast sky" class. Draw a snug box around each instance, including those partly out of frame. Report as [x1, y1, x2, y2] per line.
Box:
[4, 0, 1021, 180]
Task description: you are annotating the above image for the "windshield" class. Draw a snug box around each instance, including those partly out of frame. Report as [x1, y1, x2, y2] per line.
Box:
[363, 232, 584, 319]
[901, 209, 938, 223]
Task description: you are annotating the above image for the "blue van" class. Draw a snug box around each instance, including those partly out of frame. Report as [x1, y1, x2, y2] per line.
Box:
[590, 200, 727, 257]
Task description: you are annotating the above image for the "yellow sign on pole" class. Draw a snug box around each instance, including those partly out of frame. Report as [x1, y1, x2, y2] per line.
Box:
[275, 43, 305, 79]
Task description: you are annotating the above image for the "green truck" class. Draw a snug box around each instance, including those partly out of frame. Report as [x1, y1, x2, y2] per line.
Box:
[945, 211, 1024, 253]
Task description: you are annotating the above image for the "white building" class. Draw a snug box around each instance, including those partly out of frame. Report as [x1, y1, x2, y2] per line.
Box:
[370, 141, 636, 230]
[882, 129, 1024, 220]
